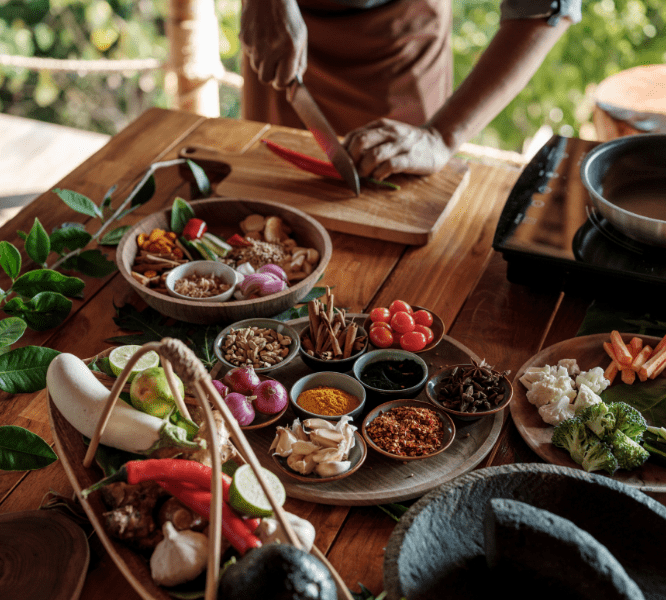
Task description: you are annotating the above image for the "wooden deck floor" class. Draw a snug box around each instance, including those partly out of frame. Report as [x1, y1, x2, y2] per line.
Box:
[0, 114, 110, 227]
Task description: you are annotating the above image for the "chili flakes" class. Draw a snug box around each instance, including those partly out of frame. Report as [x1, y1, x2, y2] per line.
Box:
[365, 406, 445, 457]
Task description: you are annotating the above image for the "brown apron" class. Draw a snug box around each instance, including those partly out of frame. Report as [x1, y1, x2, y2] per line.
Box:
[241, 0, 452, 135]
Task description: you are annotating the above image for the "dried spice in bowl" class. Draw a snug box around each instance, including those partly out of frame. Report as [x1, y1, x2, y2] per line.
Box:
[296, 386, 361, 417]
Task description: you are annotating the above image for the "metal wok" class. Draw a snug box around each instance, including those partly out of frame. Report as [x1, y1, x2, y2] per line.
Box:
[580, 133, 666, 247]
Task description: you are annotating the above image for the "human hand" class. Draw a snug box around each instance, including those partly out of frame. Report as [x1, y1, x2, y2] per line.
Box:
[344, 119, 453, 180]
[240, 0, 307, 90]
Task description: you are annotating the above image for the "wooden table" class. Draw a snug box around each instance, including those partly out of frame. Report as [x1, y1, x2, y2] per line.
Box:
[1, 108, 663, 598]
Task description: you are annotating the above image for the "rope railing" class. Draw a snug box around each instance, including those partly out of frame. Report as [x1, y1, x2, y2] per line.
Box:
[0, 53, 244, 90]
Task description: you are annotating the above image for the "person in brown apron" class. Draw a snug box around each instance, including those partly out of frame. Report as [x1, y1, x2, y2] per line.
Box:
[240, 0, 582, 179]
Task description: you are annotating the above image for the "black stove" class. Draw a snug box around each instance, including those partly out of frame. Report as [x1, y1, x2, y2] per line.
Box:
[492, 135, 666, 294]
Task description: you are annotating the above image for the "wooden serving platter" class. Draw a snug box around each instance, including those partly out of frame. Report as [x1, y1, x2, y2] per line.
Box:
[511, 333, 666, 492]
[237, 315, 504, 505]
[211, 130, 471, 246]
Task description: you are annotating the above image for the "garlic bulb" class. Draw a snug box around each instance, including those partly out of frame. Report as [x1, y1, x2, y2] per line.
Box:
[150, 521, 208, 587]
[256, 511, 316, 551]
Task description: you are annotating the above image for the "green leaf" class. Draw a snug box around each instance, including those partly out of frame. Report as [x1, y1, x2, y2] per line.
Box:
[3, 292, 73, 331]
[99, 225, 131, 246]
[101, 184, 117, 211]
[11, 269, 85, 298]
[170, 197, 195, 235]
[65, 249, 117, 277]
[53, 188, 103, 219]
[49, 226, 92, 254]
[131, 174, 156, 207]
[0, 346, 60, 393]
[602, 380, 666, 427]
[0, 241, 21, 280]
[25, 218, 50, 265]
[0, 425, 58, 471]
[577, 299, 666, 338]
[0, 317, 27, 349]
[187, 159, 211, 196]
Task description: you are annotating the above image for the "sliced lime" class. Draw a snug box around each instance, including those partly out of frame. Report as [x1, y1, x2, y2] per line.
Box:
[229, 463, 286, 518]
[109, 345, 160, 382]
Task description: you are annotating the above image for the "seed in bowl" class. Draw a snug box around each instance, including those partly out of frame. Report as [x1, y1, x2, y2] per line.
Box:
[437, 359, 510, 413]
[174, 272, 232, 298]
[366, 406, 445, 457]
[220, 326, 293, 368]
[297, 386, 361, 417]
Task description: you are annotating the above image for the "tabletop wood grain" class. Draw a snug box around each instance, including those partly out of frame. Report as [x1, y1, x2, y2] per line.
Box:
[3, 107, 660, 598]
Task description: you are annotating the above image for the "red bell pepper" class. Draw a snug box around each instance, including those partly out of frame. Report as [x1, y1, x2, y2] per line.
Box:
[182, 217, 208, 241]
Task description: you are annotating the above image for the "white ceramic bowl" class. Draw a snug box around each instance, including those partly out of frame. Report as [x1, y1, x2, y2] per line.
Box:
[290, 371, 366, 422]
[165, 260, 238, 302]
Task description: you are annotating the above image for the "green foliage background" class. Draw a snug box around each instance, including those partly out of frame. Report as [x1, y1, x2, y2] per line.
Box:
[1, 0, 665, 151]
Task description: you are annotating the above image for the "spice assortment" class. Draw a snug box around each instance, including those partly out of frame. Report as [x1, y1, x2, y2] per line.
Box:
[365, 406, 446, 457]
[301, 287, 367, 361]
[435, 359, 510, 413]
[219, 326, 294, 369]
[297, 386, 361, 417]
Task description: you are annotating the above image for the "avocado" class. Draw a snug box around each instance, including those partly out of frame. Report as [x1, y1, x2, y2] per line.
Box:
[218, 543, 337, 600]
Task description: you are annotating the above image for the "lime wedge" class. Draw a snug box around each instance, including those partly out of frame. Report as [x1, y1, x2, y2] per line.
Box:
[229, 463, 286, 518]
[109, 345, 160, 381]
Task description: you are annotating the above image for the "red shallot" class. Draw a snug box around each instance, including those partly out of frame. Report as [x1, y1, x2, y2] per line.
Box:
[238, 273, 287, 298]
[224, 392, 255, 426]
[254, 379, 288, 414]
[256, 264, 288, 283]
[223, 365, 261, 395]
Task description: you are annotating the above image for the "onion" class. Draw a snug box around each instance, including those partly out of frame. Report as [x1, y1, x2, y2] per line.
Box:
[254, 379, 288, 414]
[211, 379, 229, 398]
[239, 272, 287, 298]
[257, 263, 288, 282]
[223, 365, 261, 395]
[224, 392, 255, 426]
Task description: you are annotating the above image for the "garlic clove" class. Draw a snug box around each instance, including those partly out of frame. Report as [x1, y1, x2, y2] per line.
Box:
[312, 447, 345, 463]
[270, 426, 298, 457]
[310, 429, 344, 448]
[303, 418, 336, 431]
[287, 452, 317, 475]
[315, 461, 351, 478]
[291, 440, 321, 455]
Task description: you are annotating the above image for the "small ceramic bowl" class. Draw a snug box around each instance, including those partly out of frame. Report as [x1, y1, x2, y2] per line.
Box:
[298, 324, 368, 373]
[272, 431, 367, 484]
[353, 349, 428, 400]
[361, 399, 456, 461]
[425, 363, 513, 421]
[289, 371, 366, 422]
[363, 305, 445, 353]
[165, 260, 238, 302]
[214, 318, 301, 374]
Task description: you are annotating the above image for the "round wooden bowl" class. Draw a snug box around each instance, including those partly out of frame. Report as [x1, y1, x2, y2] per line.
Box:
[117, 198, 332, 325]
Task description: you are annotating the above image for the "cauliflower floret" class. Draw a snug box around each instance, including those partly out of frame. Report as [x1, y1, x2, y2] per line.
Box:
[538, 396, 576, 426]
[557, 358, 580, 378]
[519, 366, 552, 391]
[575, 367, 610, 395]
[572, 382, 603, 415]
[526, 373, 577, 407]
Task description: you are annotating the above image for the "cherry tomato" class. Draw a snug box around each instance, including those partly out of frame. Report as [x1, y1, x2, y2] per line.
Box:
[369, 307, 391, 324]
[369, 321, 392, 332]
[413, 309, 433, 327]
[400, 331, 427, 352]
[389, 299, 413, 316]
[369, 326, 394, 348]
[390, 311, 416, 334]
[414, 324, 434, 345]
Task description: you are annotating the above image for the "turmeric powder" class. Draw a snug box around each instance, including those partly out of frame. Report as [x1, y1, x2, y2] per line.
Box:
[297, 386, 360, 416]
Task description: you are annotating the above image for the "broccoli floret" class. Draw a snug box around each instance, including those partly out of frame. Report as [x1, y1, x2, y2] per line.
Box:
[551, 418, 591, 465]
[607, 430, 650, 470]
[578, 402, 616, 439]
[607, 402, 648, 442]
[580, 440, 619, 475]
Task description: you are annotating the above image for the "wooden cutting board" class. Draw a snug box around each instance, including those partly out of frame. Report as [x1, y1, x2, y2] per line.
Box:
[210, 129, 470, 246]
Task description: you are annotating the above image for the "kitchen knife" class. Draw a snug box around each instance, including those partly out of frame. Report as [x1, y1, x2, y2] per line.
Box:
[287, 75, 361, 196]
[596, 101, 666, 133]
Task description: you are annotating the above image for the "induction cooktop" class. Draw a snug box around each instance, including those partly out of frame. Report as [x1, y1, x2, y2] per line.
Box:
[492, 135, 666, 294]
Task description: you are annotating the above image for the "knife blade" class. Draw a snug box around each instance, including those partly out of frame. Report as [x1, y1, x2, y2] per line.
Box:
[287, 75, 361, 196]
[596, 100, 666, 133]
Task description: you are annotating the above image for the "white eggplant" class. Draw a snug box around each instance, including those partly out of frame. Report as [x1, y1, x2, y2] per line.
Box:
[47, 353, 198, 454]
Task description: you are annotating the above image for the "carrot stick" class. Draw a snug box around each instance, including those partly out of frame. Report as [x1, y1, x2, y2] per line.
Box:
[651, 333, 666, 357]
[603, 341, 620, 364]
[639, 345, 666, 380]
[629, 337, 643, 356]
[610, 331, 633, 368]
[604, 360, 619, 385]
[631, 344, 653, 373]
[621, 368, 636, 384]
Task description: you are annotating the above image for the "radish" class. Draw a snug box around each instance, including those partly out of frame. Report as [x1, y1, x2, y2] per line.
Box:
[47, 353, 199, 455]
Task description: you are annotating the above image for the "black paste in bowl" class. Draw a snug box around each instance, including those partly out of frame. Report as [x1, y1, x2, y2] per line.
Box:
[360, 359, 424, 391]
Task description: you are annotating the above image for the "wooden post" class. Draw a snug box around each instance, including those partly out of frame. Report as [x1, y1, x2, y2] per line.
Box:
[166, 0, 223, 117]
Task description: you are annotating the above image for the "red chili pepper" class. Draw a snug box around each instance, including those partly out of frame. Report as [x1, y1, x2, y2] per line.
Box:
[156, 480, 262, 555]
[182, 217, 208, 241]
[262, 139, 341, 180]
[227, 233, 252, 247]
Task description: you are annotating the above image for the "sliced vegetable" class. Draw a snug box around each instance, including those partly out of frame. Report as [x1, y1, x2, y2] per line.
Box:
[227, 233, 252, 247]
[238, 272, 287, 297]
[182, 218, 208, 241]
